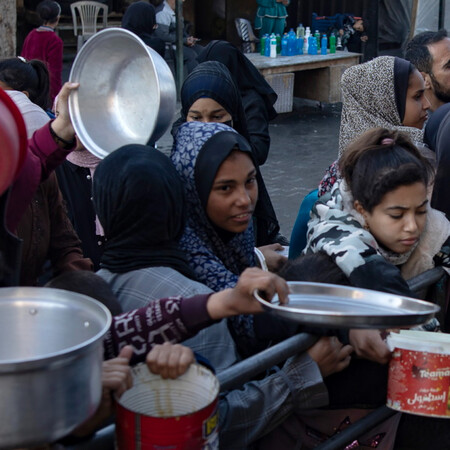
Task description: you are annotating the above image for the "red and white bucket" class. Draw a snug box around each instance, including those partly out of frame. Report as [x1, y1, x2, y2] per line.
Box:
[116, 362, 220, 449]
[387, 330, 450, 418]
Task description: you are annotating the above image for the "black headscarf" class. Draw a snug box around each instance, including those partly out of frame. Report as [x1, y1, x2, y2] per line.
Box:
[93, 145, 196, 279]
[197, 40, 278, 121]
[122, 2, 166, 57]
[179, 61, 249, 138]
[393, 57, 414, 123]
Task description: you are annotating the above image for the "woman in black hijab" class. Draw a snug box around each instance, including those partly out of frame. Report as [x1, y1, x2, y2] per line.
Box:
[174, 60, 282, 246]
[197, 40, 278, 166]
[93, 145, 195, 281]
[122, 2, 165, 57]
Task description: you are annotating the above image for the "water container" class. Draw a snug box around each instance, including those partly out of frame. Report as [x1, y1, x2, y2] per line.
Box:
[270, 33, 277, 58]
[329, 33, 336, 54]
[297, 23, 305, 39]
[304, 27, 311, 54]
[264, 35, 271, 56]
[321, 34, 327, 55]
[276, 34, 281, 54]
[296, 36, 303, 55]
[260, 34, 268, 56]
[287, 29, 296, 56]
[336, 36, 343, 51]
[314, 30, 320, 47]
[308, 35, 317, 55]
[281, 33, 288, 56]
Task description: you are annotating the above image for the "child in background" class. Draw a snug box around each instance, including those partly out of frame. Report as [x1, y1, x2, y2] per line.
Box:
[338, 15, 368, 53]
[21, 0, 63, 107]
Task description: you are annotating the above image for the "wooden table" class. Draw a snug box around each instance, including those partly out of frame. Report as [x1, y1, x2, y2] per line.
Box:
[245, 51, 361, 106]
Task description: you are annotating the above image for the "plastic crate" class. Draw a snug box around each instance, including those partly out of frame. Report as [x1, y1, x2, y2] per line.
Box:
[264, 72, 294, 114]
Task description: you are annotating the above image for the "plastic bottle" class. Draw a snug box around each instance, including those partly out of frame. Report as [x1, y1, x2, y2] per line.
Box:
[270, 33, 277, 58]
[296, 23, 305, 39]
[321, 34, 328, 55]
[329, 33, 336, 53]
[304, 27, 311, 54]
[314, 30, 321, 47]
[308, 35, 317, 55]
[264, 35, 271, 56]
[296, 36, 304, 55]
[336, 36, 343, 51]
[287, 29, 296, 56]
[260, 34, 268, 56]
[281, 33, 288, 56]
[276, 34, 281, 54]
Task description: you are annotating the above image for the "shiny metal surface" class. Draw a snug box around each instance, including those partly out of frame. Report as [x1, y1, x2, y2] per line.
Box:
[0, 287, 112, 449]
[69, 28, 176, 159]
[254, 282, 440, 328]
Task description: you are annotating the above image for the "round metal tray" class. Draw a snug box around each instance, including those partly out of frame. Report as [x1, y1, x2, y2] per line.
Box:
[254, 282, 440, 329]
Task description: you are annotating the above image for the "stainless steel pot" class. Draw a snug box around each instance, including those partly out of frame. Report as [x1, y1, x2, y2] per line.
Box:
[69, 27, 177, 159]
[0, 287, 111, 449]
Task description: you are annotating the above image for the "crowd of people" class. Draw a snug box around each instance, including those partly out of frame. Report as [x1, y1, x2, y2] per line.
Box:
[2, 0, 450, 448]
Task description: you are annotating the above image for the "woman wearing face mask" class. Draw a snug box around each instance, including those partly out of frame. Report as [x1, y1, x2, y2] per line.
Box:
[121, 1, 166, 57]
[174, 61, 282, 246]
[197, 40, 278, 166]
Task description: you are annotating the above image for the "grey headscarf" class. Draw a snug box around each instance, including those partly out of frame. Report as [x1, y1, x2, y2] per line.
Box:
[338, 56, 424, 156]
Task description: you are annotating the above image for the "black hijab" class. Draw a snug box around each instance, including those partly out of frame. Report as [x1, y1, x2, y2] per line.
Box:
[179, 61, 249, 138]
[93, 145, 196, 279]
[197, 40, 278, 120]
[122, 2, 166, 57]
[393, 57, 414, 123]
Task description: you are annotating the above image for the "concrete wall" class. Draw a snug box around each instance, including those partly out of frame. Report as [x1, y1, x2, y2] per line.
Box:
[1, 0, 17, 57]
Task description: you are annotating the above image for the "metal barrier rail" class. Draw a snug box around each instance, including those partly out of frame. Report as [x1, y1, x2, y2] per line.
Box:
[218, 333, 319, 391]
[407, 266, 446, 293]
[66, 267, 448, 449]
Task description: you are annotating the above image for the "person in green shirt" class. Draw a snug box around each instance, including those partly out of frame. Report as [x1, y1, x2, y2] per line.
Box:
[255, 0, 289, 38]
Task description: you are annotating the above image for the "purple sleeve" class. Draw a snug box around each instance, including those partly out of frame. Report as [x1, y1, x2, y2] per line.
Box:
[103, 293, 216, 363]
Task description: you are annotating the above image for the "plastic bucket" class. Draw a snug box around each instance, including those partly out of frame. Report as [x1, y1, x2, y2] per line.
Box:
[386, 331, 450, 418]
[116, 362, 220, 449]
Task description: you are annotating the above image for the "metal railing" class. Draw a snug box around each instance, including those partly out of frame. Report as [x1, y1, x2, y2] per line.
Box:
[66, 267, 448, 449]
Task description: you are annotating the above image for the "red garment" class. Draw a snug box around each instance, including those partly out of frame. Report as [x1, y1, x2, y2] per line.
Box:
[7, 121, 74, 233]
[21, 28, 63, 105]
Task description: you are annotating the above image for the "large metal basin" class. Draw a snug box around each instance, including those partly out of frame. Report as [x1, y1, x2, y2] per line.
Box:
[69, 27, 176, 158]
[0, 287, 111, 449]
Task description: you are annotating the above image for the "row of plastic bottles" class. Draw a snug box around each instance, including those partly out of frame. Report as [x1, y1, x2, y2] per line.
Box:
[261, 24, 340, 58]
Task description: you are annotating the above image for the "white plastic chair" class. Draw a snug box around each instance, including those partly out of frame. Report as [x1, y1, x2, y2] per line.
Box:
[70, 1, 108, 53]
[235, 18, 260, 53]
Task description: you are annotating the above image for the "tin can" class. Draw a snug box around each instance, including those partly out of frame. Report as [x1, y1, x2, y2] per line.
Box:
[116, 363, 220, 449]
[387, 331, 450, 418]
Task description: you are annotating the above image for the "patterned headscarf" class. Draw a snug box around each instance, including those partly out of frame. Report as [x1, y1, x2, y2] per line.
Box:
[170, 121, 257, 292]
[338, 56, 424, 157]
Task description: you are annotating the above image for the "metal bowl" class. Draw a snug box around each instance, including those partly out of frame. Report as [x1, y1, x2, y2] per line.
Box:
[254, 282, 440, 329]
[0, 287, 112, 449]
[69, 28, 176, 158]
